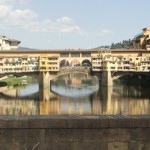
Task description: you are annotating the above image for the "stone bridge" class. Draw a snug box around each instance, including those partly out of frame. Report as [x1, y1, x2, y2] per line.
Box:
[1, 49, 150, 87]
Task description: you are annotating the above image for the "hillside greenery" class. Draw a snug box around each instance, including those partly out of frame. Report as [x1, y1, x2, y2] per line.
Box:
[110, 39, 133, 49]
[95, 39, 133, 50]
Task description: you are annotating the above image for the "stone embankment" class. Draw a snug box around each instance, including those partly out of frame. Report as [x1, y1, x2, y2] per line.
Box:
[0, 115, 150, 150]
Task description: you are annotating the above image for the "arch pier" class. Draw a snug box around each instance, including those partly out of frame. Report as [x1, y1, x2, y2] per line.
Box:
[39, 72, 51, 89]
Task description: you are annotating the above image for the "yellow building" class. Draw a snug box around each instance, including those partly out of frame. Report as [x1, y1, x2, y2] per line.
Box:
[39, 54, 59, 72]
[133, 26, 150, 50]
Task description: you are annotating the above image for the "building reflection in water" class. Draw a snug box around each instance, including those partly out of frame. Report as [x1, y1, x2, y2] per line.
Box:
[0, 74, 150, 115]
[0, 99, 39, 115]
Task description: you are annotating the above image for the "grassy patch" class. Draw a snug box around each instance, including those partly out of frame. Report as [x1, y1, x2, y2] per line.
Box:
[1, 76, 34, 86]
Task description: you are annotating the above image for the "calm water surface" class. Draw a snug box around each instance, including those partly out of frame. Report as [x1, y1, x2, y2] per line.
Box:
[0, 73, 150, 115]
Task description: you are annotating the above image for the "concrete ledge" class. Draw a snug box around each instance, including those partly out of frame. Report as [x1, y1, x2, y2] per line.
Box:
[0, 115, 149, 129]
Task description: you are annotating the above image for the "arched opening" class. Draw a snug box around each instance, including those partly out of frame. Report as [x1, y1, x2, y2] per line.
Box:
[60, 59, 69, 68]
[82, 59, 91, 68]
[70, 59, 80, 67]
[115, 73, 150, 86]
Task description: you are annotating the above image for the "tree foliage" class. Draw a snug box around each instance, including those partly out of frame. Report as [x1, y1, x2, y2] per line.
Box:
[110, 39, 133, 49]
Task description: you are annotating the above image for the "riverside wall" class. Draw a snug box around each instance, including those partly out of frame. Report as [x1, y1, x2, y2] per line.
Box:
[0, 115, 150, 150]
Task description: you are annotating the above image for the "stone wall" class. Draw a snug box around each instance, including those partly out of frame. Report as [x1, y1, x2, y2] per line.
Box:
[0, 115, 150, 150]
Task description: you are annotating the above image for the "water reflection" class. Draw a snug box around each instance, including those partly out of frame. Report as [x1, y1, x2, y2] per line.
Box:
[51, 73, 99, 98]
[0, 73, 150, 115]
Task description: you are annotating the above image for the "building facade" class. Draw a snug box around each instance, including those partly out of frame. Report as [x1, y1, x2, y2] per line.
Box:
[0, 50, 150, 74]
[133, 26, 150, 50]
[0, 35, 21, 50]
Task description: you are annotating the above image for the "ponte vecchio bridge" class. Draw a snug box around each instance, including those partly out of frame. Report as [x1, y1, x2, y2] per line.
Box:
[0, 49, 150, 88]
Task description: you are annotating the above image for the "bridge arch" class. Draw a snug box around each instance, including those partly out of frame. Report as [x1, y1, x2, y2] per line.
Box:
[82, 59, 91, 67]
[60, 59, 69, 67]
[112, 72, 150, 80]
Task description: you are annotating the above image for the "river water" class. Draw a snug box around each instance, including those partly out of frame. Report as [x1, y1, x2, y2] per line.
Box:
[0, 73, 149, 115]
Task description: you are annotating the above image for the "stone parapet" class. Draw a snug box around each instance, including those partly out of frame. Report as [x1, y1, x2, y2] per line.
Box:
[0, 115, 150, 150]
[0, 115, 150, 129]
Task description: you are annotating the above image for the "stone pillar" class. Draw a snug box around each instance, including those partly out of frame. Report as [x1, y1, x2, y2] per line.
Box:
[68, 73, 71, 79]
[39, 72, 50, 89]
[39, 84, 57, 101]
[39, 87, 50, 101]
[101, 71, 113, 86]
[85, 73, 88, 79]
[100, 87, 113, 114]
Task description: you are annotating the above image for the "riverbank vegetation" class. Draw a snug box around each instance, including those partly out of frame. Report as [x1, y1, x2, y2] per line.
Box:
[0, 76, 37, 86]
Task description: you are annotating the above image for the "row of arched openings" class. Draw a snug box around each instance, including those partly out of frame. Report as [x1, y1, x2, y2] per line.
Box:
[60, 59, 91, 68]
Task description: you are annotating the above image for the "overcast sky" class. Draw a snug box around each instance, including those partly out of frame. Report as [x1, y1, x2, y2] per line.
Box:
[0, 0, 150, 49]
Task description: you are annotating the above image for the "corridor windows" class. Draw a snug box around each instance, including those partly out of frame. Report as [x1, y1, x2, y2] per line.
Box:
[82, 53, 91, 57]
[71, 52, 80, 57]
[60, 53, 69, 57]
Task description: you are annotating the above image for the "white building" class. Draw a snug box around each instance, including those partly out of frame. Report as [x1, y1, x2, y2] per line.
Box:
[0, 35, 21, 50]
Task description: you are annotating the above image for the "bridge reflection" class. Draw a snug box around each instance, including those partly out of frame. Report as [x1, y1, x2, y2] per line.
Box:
[0, 84, 149, 115]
